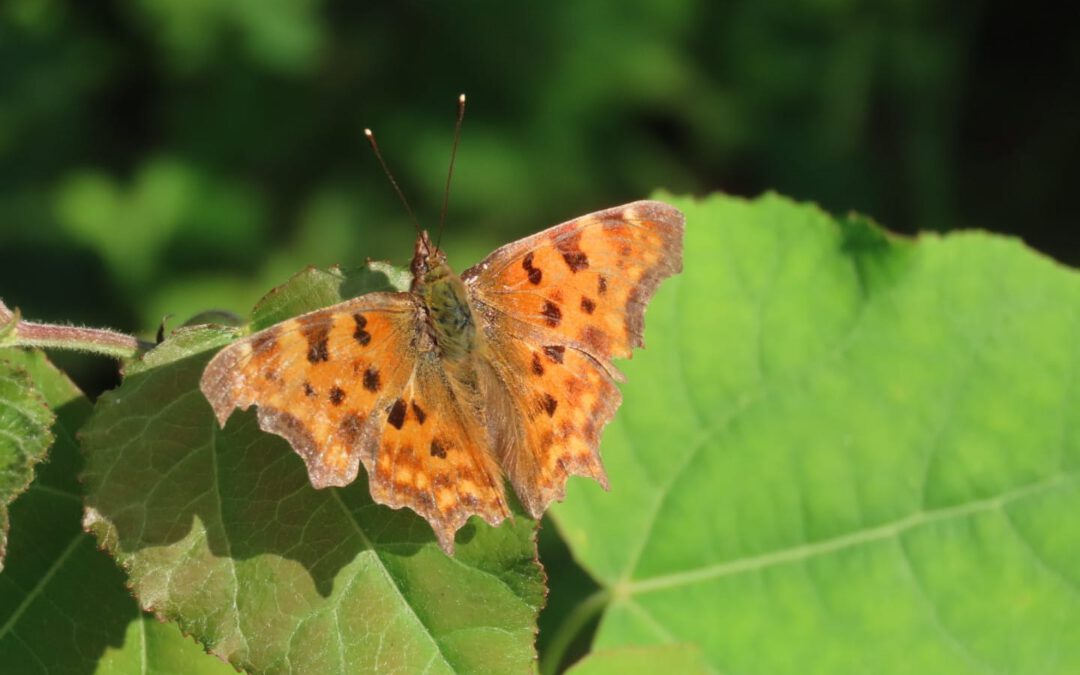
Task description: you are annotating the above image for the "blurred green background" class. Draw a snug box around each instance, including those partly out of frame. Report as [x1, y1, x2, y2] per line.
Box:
[2, 2, 1076, 669]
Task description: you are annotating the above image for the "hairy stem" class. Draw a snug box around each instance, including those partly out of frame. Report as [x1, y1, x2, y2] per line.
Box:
[539, 588, 610, 675]
[0, 299, 148, 359]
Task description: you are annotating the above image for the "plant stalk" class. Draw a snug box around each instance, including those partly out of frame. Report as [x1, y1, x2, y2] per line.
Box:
[0, 298, 148, 359]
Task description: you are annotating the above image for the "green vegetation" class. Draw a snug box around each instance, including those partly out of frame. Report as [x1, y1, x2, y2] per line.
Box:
[1, 3, 1078, 673]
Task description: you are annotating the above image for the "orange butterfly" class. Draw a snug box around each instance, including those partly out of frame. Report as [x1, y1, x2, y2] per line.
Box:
[200, 201, 683, 553]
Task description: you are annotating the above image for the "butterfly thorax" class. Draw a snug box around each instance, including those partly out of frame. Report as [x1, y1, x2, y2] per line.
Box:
[411, 231, 479, 363]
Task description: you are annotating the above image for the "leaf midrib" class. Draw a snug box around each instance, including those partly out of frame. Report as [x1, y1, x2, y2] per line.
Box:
[619, 470, 1078, 596]
[329, 490, 452, 673]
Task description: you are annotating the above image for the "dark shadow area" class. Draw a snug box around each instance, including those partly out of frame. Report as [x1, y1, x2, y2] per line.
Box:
[536, 516, 604, 673]
[0, 391, 138, 673]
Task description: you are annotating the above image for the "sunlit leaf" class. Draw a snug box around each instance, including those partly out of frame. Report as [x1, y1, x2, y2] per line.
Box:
[552, 193, 1080, 674]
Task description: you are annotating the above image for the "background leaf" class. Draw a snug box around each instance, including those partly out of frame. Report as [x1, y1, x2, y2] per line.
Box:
[0, 350, 55, 570]
[0, 349, 231, 673]
[82, 269, 545, 674]
[551, 193, 1080, 674]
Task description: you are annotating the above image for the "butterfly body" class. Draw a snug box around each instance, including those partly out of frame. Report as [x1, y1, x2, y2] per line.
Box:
[412, 237, 480, 363]
[201, 200, 684, 553]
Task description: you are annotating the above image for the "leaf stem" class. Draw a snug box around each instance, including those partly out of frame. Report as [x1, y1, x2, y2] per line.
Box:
[539, 588, 611, 675]
[0, 298, 149, 360]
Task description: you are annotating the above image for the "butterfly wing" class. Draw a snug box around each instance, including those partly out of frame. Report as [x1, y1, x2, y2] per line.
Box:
[200, 293, 508, 553]
[464, 200, 684, 516]
[367, 355, 509, 552]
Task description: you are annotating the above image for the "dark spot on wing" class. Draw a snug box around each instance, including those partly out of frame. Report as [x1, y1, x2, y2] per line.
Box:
[543, 345, 565, 364]
[302, 381, 316, 397]
[363, 366, 380, 392]
[541, 393, 558, 417]
[329, 386, 346, 405]
[541, 301, 562, 327]
[411, 401, 426, 425]
[597, 275, 608, 295]
[582, 326, 611, 355]
[387, 398, 407, 430]
[557, 232, 589, 272]
[340, 413, 364, 444]
[531, 352, 545, 376]
[299, 314, 331, 363]
[308, 336, 329, 363]
[353, 313, 372, 346]
[522, 252, 543, 285]
[251, 328, 279, 356]
[581, 296, 596, 314]
[430, 439, 447, 459]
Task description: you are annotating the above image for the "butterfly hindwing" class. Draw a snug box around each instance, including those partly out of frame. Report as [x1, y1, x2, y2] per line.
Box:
[482, 333, 620, 517]
[367, 358, 509, 552]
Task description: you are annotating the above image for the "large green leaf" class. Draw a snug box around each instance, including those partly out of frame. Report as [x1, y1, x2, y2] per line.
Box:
[0, 351, 55, 571]
[81, 265, 545, 674]
[551, 193, 1080, 674]
[0, 349, 231, 673]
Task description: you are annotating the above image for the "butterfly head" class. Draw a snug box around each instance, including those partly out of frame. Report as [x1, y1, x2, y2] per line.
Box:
[411, 230, 451, 287]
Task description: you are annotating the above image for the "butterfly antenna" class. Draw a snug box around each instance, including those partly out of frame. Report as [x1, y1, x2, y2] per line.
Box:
[436, 93, 466, 250]
[364, 128, 422, 237]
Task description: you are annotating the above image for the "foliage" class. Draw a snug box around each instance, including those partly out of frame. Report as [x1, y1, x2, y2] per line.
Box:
[2, 192, 1078, 672]
[1, 3, 1078, 671]
[0, 349, 233, 673]
[550, 193, 1080, 673]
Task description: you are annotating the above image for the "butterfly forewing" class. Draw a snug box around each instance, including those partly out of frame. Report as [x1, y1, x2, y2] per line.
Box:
[200, 293, 420, 488]
[465, 200, 684, 370]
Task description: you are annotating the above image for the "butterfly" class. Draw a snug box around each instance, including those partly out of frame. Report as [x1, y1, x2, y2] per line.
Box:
[200, 200, 684, 554]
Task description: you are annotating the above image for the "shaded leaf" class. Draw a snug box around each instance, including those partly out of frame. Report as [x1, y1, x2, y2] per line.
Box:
[0, 349, 231, 673]
[82, 267, 545, 673]
[551, 193, 1080, 674]
[248, 262, 409, 332]
[0, 352, 54, 570]
[566, 644, 708, 675]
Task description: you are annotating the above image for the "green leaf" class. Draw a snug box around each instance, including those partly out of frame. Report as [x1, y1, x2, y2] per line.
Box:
[0, 349, 231, 673]
[566, 644, 709, 675]
[248, 262, 409, 332]
[551, 193, 1080, 674]
[82, 267, 545, 673]
[0, 352, 54, 571]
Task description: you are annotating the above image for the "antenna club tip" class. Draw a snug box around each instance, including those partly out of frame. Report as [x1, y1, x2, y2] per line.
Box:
[363, 128, 373, 137]
[458, 93, 466, 103]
